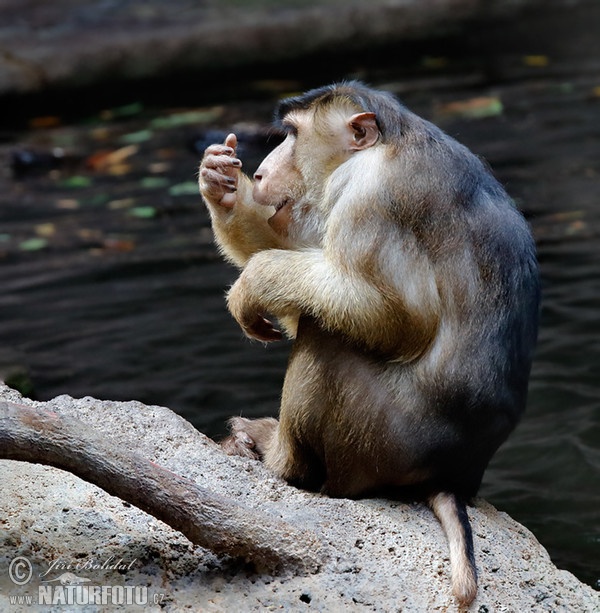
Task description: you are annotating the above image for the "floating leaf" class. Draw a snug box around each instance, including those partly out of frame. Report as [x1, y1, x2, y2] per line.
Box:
[102, 237, 136, 252]
[19, 238, 48, 251]
[119, 129, 153, 145]
[90, 127, 111, 141]
[140, 176, 170, 189]
[59, 176, 93, 188]
[50, 133, 77, 148]
[544, 210, 584, 223]
[150, 108, 223, 129]
[100, 102, 144, 121]
[106, 163, 133, 176]
[29, 116, 61, 129]
[565, 221, 587, 236]
[81, 193, 111, 208]
[109, 198, 136, 210]
[77, 228, 102, 241]
[436, 96, 503, 120]
[421, 56, 448, 70]
[0, 233, 11, 242]
[56, 199, 80, 210]
[558, 82, 574, 94]
[169, 181, 199, 196]
[148, 161, 172, 174]
[129, 206, 157, 219]
[523, 55, 549, 67]
[592, 86, 600, 98]
[86, 144, 139, 171]
[35, 223, 56, 237]
[157, 148, 178, 160]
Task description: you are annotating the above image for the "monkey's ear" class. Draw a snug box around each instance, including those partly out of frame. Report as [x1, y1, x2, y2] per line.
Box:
[348, 112, 379, 150]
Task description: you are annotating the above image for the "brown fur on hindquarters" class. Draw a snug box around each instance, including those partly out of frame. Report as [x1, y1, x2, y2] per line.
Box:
[200, 82, 540, 605]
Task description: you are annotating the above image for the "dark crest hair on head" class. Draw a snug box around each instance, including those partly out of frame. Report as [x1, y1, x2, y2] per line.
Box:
[275, 81, 405, 142]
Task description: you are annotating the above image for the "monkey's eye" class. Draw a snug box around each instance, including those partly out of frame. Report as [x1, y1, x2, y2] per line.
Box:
[282, 122, 298, 138]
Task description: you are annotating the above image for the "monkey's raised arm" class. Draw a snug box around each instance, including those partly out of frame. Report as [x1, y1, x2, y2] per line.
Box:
[199, 135, 287, 268]
[206, 173, 286, 268]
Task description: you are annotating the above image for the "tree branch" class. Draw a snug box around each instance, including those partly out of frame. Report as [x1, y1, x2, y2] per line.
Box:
[0, 400, 326, 574]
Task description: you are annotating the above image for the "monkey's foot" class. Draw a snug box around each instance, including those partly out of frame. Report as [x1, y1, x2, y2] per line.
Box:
[220, 416, 278, 460]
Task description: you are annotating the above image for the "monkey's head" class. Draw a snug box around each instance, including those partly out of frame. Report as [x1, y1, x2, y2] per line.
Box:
[253, 83, 384, 237]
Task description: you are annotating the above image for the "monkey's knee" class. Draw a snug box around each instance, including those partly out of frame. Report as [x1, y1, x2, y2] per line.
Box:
[220, 416, 278, 460]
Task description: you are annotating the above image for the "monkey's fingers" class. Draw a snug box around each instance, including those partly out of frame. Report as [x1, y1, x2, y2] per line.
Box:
[202, 153, 242, 172]
[199, 168, 237, 209]
[224, 133, 237, 150]
[200, 167, 238, 189]
[202, 143, 238, 160]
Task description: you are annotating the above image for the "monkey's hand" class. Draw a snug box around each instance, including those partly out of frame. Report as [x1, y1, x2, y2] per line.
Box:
[227, 275, 283, 342]
[199, 133, 242, 209]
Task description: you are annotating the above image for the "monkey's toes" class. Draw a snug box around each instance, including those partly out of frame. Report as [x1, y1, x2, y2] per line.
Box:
[220, 418, 260, 460]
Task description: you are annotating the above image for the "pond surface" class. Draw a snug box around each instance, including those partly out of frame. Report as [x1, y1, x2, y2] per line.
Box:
[0, 5, 599, 591]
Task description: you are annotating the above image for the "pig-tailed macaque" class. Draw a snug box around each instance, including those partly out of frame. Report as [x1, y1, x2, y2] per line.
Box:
[198, 82, 540, 605]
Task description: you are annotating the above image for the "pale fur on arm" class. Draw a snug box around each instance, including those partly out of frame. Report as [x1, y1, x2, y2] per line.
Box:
[204, 173, 288, 269]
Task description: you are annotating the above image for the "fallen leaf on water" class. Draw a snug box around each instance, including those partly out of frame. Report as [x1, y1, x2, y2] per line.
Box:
[592, 86, 600, 98]
[119, 129, 153, 145]
[77, 228, 103, 241]
[100, 102, 144, 121]
[106, 163, 133, 176]
[90, 127, 111, 141]
[421, 56, 448, 70]
[156, 148, 178, 160]
[169, 181, 199, 196]
[29, 116, 61, 129]
[102, 237, 136, 252]
[140, 176, 170, 189]
[56, 199, 80, 210]
[19, 238, 48, 251]
[565, 220, 587, 235]
[543, 210, 584, 222]
[108, 198, 136, 210]
[86, 144, 139, 171]
[148, 162, 172, 174]
[128, 206, 157, 219]
[558, 82, 574, 94]
[523, 55, 549, 67]
[150, 108, 223, 129]
[35, 223, 56, 238]
[59, 176, 93, 188]
[435, 96, 504, 119]
[81, 194, 110, 208]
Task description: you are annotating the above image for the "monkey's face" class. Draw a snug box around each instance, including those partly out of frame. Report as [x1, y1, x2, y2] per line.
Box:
[253, 107, 379, 237]
[253, 126, 305, 236]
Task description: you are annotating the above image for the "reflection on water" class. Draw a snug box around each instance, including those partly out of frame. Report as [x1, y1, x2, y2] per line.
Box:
[1, 5, 599, 591]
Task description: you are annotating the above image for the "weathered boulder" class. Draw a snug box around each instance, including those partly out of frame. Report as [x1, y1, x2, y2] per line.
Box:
[0, 383, 597, 612]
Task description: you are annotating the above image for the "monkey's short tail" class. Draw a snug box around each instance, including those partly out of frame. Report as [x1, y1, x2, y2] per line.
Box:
[428, 491, 477, 605]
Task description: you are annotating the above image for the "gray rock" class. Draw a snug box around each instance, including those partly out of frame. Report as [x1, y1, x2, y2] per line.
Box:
[0, 383, 598, 612]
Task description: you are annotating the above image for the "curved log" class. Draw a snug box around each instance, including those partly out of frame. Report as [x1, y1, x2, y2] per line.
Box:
[0, 400, 326, 574]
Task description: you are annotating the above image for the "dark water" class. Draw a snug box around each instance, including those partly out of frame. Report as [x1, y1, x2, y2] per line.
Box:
[1, 5, 599, 591]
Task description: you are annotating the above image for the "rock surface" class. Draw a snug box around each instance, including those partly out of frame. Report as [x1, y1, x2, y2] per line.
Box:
[0, 383, 598, 611]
